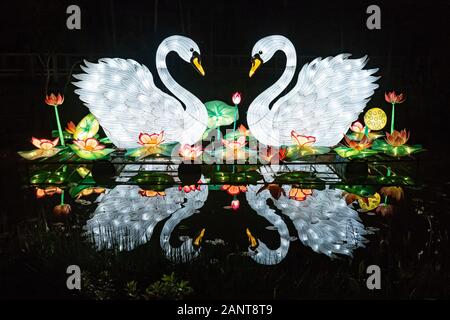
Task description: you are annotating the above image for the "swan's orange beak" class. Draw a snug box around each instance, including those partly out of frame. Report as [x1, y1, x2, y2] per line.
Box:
[249, 56, 262, 78]
[246, 228, 258, 250]
[191, 53, 205, 76]
[193, 228, 206, 247]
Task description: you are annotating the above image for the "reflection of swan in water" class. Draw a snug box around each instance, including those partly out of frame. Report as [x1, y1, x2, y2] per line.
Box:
[160, 183, 208, 263]
[86, 162, 368, 264]
[245, 185, 291, 265]
[85, 175, 208, 259]
[246, 165, 369, 260]
[86, 185, 181, 251]
[274, 187, 369, 258]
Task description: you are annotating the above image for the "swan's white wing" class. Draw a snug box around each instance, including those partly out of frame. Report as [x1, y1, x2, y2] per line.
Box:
[73, 58, 186, 148]
[273, 54, 379, 146]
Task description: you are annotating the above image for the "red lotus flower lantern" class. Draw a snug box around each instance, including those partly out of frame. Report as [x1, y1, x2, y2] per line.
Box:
[385, 91, 405, 134]
[45, 93, 66, 146]
[232, 92, 241, 105]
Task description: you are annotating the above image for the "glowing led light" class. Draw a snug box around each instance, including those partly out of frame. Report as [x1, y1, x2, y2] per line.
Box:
[364, 107, 387, 131]
[73, 36, 208, 148]
[247, 35, 379, 147]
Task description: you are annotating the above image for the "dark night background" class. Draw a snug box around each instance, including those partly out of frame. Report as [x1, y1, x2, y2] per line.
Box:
[1, 0, 450, 300]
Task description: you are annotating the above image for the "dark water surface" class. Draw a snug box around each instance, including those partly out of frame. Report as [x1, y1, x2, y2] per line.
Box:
[1, 153, 449, 300]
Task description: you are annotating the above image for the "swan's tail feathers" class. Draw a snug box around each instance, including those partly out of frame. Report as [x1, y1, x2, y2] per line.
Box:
[338, 53, 352, 59]
[356, 55, 369, 68]
[367, 67, 380, 76]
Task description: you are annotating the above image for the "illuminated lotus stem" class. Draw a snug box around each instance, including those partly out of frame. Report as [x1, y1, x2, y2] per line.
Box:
[233, 105, 238, 133]
[216, 128, 221, 143]
[216, 125, 221, 170]
[232, 92, 241, 134]
[390, 103, 395, 134]
[232, 105, 239, 172]
[364, 126, 369, 138]
[53, 105, 65, 146]
[60, 190, 65, 205]
[384, 166, 391, 205]
[215, 116, 222, 145]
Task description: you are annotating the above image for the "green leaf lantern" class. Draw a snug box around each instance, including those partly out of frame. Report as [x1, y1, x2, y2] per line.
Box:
[205, 100, 238, 129]
[73, 113, 100, 140]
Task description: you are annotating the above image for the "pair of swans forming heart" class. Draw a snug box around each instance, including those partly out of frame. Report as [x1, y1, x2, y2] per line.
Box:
[73, 35, 379, 149]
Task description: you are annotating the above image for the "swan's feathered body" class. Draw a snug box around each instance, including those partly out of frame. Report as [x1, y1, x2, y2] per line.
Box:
[73, 36, 208, 149]
[248, 35, 379, 147]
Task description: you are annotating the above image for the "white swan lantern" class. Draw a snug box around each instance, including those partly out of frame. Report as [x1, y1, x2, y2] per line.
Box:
[248, 35, 380, 147]
[73, 35, 208, 149]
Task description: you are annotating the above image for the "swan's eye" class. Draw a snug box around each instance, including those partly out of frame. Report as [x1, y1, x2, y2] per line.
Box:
[190, 48, 194, 52]
[259, 50, 263, 55]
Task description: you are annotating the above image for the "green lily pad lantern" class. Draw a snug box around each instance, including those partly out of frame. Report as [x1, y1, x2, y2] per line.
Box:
[205, 100, 238, 129]
[73, 113, 100, 140]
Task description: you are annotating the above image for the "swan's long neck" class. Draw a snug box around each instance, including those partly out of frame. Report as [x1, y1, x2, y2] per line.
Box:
[247, 38, 297, 145]
[253, 218, 291, 265]
[246, 185, 290, 265]
[156, 39, 207, 144]
[160, 206, 197, 262]
[160, 184, 207, 262]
